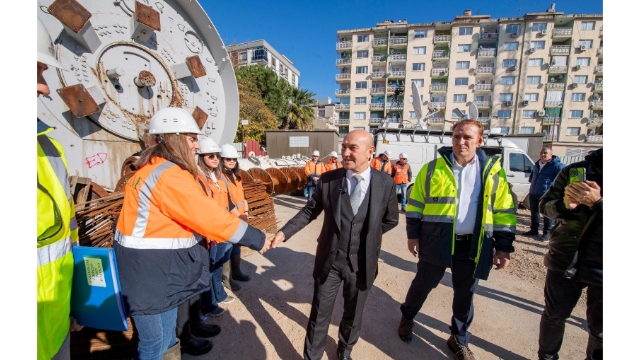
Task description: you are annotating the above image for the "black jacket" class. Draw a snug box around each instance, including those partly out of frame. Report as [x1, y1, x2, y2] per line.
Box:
[529, 155, 565, 196]
[540, 149, 603, 285]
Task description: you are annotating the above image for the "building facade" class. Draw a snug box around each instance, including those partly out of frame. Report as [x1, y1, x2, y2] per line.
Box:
[228, 40, 300, 88]
[334, 6, 602, 156]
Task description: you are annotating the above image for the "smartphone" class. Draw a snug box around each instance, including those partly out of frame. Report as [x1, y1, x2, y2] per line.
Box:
[569, 167, 586, 184]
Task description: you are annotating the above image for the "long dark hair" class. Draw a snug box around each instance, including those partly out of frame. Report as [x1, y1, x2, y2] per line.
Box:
[222, 157, 241, 183]
[197, 153, 222, 181]
[136, 134, 198, 179]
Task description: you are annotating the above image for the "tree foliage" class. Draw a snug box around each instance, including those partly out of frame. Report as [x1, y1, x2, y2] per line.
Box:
[235, 82, 278, 145]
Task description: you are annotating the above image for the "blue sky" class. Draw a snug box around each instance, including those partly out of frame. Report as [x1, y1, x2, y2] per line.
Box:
[203, 0, 603, 102]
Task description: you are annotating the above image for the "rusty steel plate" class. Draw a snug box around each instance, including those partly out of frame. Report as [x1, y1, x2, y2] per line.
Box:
[294, 167, 307, 190]
[247, 168, 274, 195]
[135, 1, 161, 31]
[56, 84, 101, 118]
[90, 182, 111, 199]
[266, 168, 288, 195]
[192, 106, 208, 129]
[280, 168, 301, 193]
[238, 169, 254, 184]
[48, 0, 92, 33]
[186, 55, 207, 78]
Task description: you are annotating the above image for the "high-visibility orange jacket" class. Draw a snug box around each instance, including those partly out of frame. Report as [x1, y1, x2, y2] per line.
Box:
[197, 169, 229, 211]
[305, 160, 325, 177]
[371, 157, 392, 175]
[222, 170, 249, 215]
[114, 157, 264, 315]
[324, 159, 343, 172]
[392, 162, 412, 184]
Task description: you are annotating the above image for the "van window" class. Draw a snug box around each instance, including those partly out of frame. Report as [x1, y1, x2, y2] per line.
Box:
[509, 153, 533, 172]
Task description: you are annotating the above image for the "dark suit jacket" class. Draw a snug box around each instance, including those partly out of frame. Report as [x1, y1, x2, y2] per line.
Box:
[281, 167, 399, 289]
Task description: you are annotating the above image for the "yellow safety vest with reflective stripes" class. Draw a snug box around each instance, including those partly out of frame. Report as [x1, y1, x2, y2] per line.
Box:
[37, 124, 78, 360]
[406, 151, 516, 279]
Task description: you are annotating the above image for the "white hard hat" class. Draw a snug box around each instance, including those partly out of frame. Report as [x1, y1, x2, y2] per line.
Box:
[383, 150, 391, 157]
[197, 137, 221, 154]
[37, 18, 66, 70]
[220, 144, 239, 158]
[399, 152, 408, 159]
[312, 150, 320, 156]
[148, 107, 204, 135]
[329, 151, 338, 157]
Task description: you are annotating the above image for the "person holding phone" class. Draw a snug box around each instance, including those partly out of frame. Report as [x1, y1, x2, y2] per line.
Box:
[537, 148, 603, 360]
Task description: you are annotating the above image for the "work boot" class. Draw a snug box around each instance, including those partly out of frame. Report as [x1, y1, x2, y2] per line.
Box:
[222, 261, 241, 291]
[447, 335, 476, 360]
[191, 323, 221, 338]
[180, 335, 212, 356]
[161, 339, 180, 360]
[231, 253, 251, 282]
[522, 230, 538, 236]
[540, 233, 550, 242]
[398, 316, 414, 343]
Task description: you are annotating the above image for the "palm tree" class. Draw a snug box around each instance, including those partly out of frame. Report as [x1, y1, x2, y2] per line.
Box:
[286, 88, 317, 130]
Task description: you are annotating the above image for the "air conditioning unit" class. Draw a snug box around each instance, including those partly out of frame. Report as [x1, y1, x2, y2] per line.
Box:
[510, 32, 519, 38]
[549, 77, 557, 82]
[529, 47, 536, 53]
[541, 29, 549, 35]
[593, 113, 599, 118]
[523, 100, 530, 106]
[537, 110, 546, 116]
[576, 64, 582, 70]
[504, 101, 514, 106]
[580, 45, 587, 51]
[509, 66, 517, 71]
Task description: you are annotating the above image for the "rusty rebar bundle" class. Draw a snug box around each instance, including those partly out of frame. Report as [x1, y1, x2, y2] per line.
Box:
[75, 192, 124, 248]
[243, 181, 279, 233]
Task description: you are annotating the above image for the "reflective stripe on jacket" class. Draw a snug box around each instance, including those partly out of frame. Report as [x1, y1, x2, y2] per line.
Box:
[222, 172, 249, 214]
[371, 157, 392, 174]
[393, 163, 410, 184]
[37, 122, 77, 360]
[405, 147, 516, 280]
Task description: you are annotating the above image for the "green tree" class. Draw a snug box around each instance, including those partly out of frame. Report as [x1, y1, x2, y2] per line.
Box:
[235, 82, 279, 145]
[285, 87, 317, 130]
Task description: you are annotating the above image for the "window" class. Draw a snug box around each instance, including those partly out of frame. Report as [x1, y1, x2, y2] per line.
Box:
[503, 59, 517, 68]
[524, 93, 539, 101]
[522, 110, 536, 118]
[457, 44, 471, 52]
[318, 110, 325, 117]
[520, 126, 535, 134]
[354, 112, 366, 120]
[574, 75, 588, 84]
[566, 127, 581, 135]
[357, 35, 369, 42]
[355, 81, 367, 89]
[497, 110, 512, 118]
[412, 79, 424, 87]
[526, 76, 541, 84]
[413, 46, 426, 55]
[456, 61, 470, 69]
[356, 66, 368, 74]
[532, 23, 547, 32]
[505, 24, 520, 35]
[459, 27, 472, 35]
[501, 76, 515, 85]
[569, 110, 584, 118]
[452, 110, 466, 119]
[499, 127, 510, 135]
[355, 97, 366, 104]
[454, 78, 469, 86]
[356, 50, 369, 58]
[531, 41, 545, 49]
[581, 21, 595, 31]
[509, 153, 534, 172]
[571, 93, 586, 102]
[453, 94, 467, 102]
[409, 111, 417, 119]
[414, 30, 427, 38]
[528, 58, 543, 67]
[504, 42, 519, 51]
[412, 63, 425, 71]
[576, 58, 591, 66]
[578, 40, 593, 49]
[499, 93, 513, 102]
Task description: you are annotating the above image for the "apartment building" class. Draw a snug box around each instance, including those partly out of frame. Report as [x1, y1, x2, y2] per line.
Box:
[228, 40, 300, 87]
[334, 5, 602, 156]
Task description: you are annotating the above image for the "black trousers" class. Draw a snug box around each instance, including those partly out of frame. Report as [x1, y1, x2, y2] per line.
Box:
[529, 194, 553, 234]
[177, 293, 202, 341]
[400, 239, 479, 346]
[304, 263, 370, 360]
[538, 269, 603, 360]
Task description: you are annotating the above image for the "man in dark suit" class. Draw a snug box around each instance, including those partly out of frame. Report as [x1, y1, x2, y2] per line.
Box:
[270, 130, 399, 360]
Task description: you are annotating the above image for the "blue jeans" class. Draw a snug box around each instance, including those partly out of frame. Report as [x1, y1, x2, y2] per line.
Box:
[396, 184, 407, 210]
[307, 186, 315, 203]
[202, 242, 233, 311]
[529, 194, 552, 234]
[132, 307, 178, 360]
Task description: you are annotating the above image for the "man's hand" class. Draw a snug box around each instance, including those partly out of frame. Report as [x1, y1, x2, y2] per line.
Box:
[493, 251, 511, 270]
[407, 238, 419, 257]
[259, 236, 272, 254]
[313, 176, 319, 181]
[270, 231, 286, 249]
[70, 317, 84, 332]
[565, 181, 602, 208]
[563, 192, 580, 210]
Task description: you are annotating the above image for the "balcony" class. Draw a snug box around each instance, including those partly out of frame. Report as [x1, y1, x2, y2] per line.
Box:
[477, 49, 497, 57]
[388, 54, 407, 62]
[546, 83, 565, 90]
[551, 45, 571, 54]
[251, 54, 268, 64]
[426, 118, 445, 124]
[433, 35, 451, 44]
[593, 83, 603, 92]
[389, 36, 408, 46]
[369, 118, 383, 124]
[597, 46, 603, 57]
[474, 101, 491, 108]
[549, 65, 568, 73]
[337, 119, 350, 125]
[372, 55, 387, 63]
[373, 38, 388, 47]
[479, 32, 499, 41]
[587, 135, 603, 143]
[431, 68, 449, 78]
[370, 103, 385, 110]
[371, 71, 386, 79]
[279, 72, 289, 79]
[386, 104, 404, 111]
[477, 117, 491, 124]
[595, 64, 603, 75]
[432, 51, 450, 60]
[543, 133, 560, 141]
[388, 70, 406, 79]
[336, 41, 352, 51]
[542, 117, 560, 124]
[475, 83, 493, 91]
[336, 58, 352, 66]
[588, 117, 603, 125]
[335, 89, 350, 96]
[336, 73, 351, 82]
[591, 100, 603, 109]
[430, 101, 446, 108]
[386, 86, 402, 94]
[552, 28, 573, 38]
[335, 104, 350, 110]
[237, 56, 248, 64]
[544, 101, 563, 107]
[338, 133, 347, 138]
[429, 84, 447, 92]
[476, 66, 495, 74]
[370, 87, 385, 94]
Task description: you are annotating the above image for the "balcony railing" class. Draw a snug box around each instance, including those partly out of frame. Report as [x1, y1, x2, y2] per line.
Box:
[588, 117, 603, 125]
[386, 104, 404, 110]
[477, 49, 497, 57]
[594, 83, 603, 91]
[427, 117, 445, 123]
[591, 100, 603, 108]
[335, 73, 351, 80]
[390, 36, 408, 45]
[543, 133, 560, 141]
[387, 86, 402, 93]
[336, 41, 352, 50]
[551, 45, 570, 54]
[372, 55, 387, 62]
[542, 118, 560, 124]
[336, 58, 352, 66]
[475, 83, 493, 91]
[373, 38, 388, 46]
[479, 32, 499, 40]
[432, 51, 450, 59]
[546, 83, 565, 89]
[474, 101, 491, 107]
[476, 66, 495, 74]
[587, 135, 603, 143]
[552, 28, 573, 37]
[429, 84, 447, 92]
[371, 71, 386, 78]
[433, 35, 451, 43]
[370, 87, 385, 94]
[431, 68, 449, 76]
[335, 89, 350, 96]
[595, 64, 603, 73]
[545, 101, 563, 107]
[388, 70, 406, 77]
[549, 65, 568, 73]
[370, 103, 385, 110]
[337, 119, 350, 125]
[430, 101, 446, 108]
[597, 46, 603, 55]
[389, 54, 407, 61]
[369, 118, 383, 124]
[477, 117, 491, 123]
[335, 104, 350, 110]
[338, 133, 347, 138]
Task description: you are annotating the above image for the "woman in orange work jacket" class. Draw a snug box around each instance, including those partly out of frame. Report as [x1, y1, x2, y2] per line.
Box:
[114, 108, 266, 360]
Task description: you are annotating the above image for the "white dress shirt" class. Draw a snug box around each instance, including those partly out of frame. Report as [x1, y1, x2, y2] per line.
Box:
[346, 166, 372, 210]
[450, 153, 481, 235]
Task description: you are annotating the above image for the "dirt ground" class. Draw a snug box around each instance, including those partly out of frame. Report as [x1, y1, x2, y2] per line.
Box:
[186, 194, 591, 360]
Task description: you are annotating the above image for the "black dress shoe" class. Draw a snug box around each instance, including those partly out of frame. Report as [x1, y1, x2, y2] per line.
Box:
[192, 323, 221, 338]
[337, 347, 352, 360]
[180, 335, 213, 356]
[398, 316, 414, 343]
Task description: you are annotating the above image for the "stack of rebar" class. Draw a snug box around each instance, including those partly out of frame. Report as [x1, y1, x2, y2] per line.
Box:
[243, 181, 278, 233]
[75, 192, 124, 248]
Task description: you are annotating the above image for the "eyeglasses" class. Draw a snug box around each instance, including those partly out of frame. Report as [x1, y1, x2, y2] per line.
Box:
[223, 158, 237, 162]
[206, 153, 221, 159]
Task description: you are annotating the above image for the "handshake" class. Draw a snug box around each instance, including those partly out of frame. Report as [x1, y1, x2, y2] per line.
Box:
[259, 231, 286, 254]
